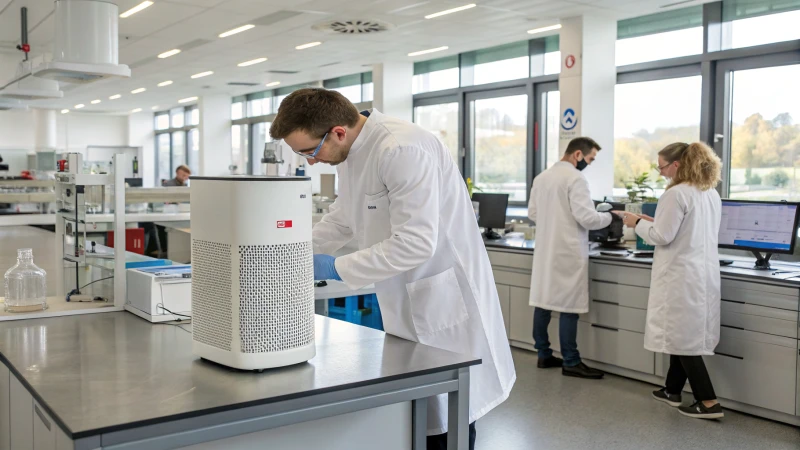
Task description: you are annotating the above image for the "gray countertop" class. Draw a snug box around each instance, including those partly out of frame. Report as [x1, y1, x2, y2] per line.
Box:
[484, 237, 800, 287]
[0, 312, 479, 439]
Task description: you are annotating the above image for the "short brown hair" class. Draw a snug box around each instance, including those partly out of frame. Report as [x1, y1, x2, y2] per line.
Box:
[270, 88, 360, 140]
[659, 142, 721, 191]
[176, 165, 191, 175]
[564, 137, 601, 156]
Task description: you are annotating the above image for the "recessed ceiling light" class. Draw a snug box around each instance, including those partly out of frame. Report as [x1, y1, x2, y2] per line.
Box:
[527, 24, 561, 35]
[191, 71, 213, 79]
[74, 104, 85, 109]
[91, 99, 101, 104]
[408, 46, 449, 57]
[60, 109, 69, 114]
[266, 81, 281, 87]
[178, 96, 198, 104]
[425, 3, 476, 19]
[120, 1, 153, 18]
[295, 42, 322, 50]
[219, 24, 255, 38]
[157, 80, 173, 87]
[109, 94, 121, 100]
[131, 108, 142, 113]
[158, 49, 181, 59]
[151, 106, 159, 110]
[238, 57, 268, 67]
[131, 88, 146, 94]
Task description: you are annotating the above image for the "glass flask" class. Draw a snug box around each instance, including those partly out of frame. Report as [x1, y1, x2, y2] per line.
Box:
[4, 248, 48, 312]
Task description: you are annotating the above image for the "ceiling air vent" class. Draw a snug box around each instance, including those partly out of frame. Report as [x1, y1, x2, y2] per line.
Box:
[312, 19, 394, 34]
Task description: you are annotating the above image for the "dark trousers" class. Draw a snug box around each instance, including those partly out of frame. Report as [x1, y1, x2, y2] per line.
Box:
[665, 354, 717, 402]
[426, 422, 476, 450]
[532, 307, 581, 367]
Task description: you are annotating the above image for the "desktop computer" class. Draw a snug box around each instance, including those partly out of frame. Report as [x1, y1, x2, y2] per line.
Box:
[472, 193, 509, 240]
[719, 200, 800, 270]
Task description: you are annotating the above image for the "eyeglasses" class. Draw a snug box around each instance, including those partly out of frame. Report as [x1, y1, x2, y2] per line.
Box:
[657, 162, 673, 171]
[294, 132, 328, 160]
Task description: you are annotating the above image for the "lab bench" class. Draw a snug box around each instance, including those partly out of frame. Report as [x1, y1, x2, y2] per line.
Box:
[0, 312, 477, 450]
[485, 238, 800, 427]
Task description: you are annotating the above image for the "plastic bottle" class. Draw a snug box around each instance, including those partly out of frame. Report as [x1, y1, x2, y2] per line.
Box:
[4, 248, 47, 312]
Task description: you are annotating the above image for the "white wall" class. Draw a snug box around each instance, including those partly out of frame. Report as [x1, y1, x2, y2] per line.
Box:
[0, 110, 36, 151]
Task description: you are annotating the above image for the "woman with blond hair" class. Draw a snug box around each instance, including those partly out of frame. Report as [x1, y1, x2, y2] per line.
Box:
[617, 142, 724, 419]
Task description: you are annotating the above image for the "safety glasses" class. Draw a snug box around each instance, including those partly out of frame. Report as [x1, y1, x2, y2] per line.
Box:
[294, 132, 328, 159]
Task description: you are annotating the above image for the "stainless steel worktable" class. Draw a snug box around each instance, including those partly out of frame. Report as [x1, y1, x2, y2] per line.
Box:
[0, 312, 479, 449]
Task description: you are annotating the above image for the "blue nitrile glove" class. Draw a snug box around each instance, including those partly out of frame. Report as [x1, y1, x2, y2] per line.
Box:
[313, 254, 341, 281]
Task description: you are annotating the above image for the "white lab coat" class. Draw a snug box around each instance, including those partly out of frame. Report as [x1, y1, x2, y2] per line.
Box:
[635, 184, 721, 356]
[313, 109, 516, 434]
[527, 161, 612, 313]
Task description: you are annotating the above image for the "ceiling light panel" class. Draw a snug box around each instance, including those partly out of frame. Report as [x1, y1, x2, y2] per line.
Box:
[219, 24, 255, 38]
[191, 71, 213, 79]
[408, 46, 448, 56]
[425, 4, 476, 19]
[238, 57, 268, 67]
[120, 1, 153, 19]
[158, 49, 181, 59]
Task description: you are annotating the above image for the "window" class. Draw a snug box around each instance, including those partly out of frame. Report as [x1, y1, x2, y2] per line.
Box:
[155, 113, 169, 130]
[542, 90, 561, 170]
[231, 100, 244, 120]
[726, 1, 800, 48]
[533, 35, 562, 76]
[468, 93, 529, 202]
[614, 76, 702, 196]
[362, 72, 373, 102]
[728, 64, 800, 200]
[413, 55, 459, 94]
[157, 134, 170, 184]
[464, 41, 529, 86]
[190, 108, 199, 126]
[188, 128, 199, 175]
[231, 124, 249, 175]
[616, 6, 703, 66]
[324, 74, 363, 103]
[414, 103, 459, 165]
[247, 93, 272, 117]
[251, 122, 273, 175]
[170, 108, 184, 128]
[171, 131, 186, 174]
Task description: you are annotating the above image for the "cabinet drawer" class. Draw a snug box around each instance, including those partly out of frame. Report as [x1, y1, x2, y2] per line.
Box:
[587, 301, 647, 333]
[492, 270, 531, 289]
[576, 321, 654, 374]
[706, 328, 798, 415]
[0, 364, 9, 450]
[721, 280, 799, 312]
[496, 284, 511, 338]
[591, 281, 649, 310]
[721, 300, 798, 339]
[590, 262, 651, 288]
[509, 286, 534, 345]
[33, 401, 55, 450]
[488, 251, 533, 271]
[10, 375, 32, 450]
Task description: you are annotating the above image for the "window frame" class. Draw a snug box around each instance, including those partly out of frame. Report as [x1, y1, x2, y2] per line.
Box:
[153, 105, 198, 184]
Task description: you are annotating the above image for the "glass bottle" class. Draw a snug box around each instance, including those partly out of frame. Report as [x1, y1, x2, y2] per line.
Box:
[4, 248, 48, 313]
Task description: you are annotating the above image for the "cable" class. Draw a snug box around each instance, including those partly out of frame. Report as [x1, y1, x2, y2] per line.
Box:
[79, 276, 114, 290]
[157, 304, 192, 318]
[156, 319, 191, 334]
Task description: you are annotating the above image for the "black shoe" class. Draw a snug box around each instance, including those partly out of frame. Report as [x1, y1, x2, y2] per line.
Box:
[537, 356, 563, 369]
[652, 388, 682, 407]
[679, 401, 724, 419]
[562, 362, 604, 379]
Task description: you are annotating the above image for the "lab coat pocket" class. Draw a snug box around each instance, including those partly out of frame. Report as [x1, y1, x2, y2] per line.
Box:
[364, 189, 391, 243]
[405, 268, 469, 336]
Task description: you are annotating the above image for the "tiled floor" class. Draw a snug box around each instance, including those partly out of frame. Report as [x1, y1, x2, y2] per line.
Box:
[476, 348, 800, 449]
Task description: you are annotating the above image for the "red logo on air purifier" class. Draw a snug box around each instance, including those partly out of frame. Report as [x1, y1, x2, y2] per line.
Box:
[277, 220, 293, 228]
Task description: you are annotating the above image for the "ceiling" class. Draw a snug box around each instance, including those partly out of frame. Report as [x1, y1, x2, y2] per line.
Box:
[0, 0, 711, 114]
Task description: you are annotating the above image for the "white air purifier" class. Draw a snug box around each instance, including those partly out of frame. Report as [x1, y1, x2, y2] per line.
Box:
[190, 176, 316, 370]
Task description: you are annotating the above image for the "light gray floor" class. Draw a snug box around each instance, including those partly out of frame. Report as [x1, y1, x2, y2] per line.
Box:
[477, 348, 800, 450]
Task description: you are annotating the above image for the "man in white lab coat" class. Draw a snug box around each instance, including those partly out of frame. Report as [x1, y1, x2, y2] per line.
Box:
[527, 137, 613, 379]
[269, 89, 516, 450]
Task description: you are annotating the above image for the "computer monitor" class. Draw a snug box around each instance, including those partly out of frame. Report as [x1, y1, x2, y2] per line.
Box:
[472, 193, 509, 240]
[719, 199, 800, 270]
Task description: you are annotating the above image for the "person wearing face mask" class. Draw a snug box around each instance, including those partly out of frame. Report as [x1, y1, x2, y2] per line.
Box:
[527, 137, 613, 379]
[617, 142, 724, 419]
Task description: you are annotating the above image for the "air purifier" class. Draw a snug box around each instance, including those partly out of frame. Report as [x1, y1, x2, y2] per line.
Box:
[190, 176, 315, 370]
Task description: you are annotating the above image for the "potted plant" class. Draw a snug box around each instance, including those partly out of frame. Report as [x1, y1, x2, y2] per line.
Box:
[467, 178, 482, 222]
[622, 166, 663, 249]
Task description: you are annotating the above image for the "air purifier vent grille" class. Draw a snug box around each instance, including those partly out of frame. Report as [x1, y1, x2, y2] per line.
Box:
[192, 239, 233, 350]
[238, 241, 314, 353]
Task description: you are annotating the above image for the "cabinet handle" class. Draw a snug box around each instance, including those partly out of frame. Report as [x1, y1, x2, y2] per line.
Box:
[591, 324, 619, 332]
[720, 324, 745, 331]
[715, 352, 744, 361]
[593, 300, 620, 306]
[34, 404, 51, 431]
[592, 280, 619, 285]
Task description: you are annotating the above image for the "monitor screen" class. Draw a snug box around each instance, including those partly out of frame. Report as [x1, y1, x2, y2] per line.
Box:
[719, 200, 800, 254]
[472, 193, 509, 230]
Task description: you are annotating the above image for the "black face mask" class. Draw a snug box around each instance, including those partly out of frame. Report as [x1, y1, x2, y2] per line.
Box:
[576, 158, 588, 171]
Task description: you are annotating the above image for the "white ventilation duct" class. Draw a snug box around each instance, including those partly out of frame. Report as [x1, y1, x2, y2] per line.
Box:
[0, 62, 63, 100]
[33, 0, 130, 84]
[0, 99, 29, 111]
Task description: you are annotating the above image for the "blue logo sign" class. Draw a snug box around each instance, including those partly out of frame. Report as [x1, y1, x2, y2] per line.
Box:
[561, 108, 578, 131]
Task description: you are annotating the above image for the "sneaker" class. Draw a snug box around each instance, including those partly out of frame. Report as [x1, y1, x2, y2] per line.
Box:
[537, 356, 563, 369]
[652, 388, 682, 407]
[679, 401, 724, 419]
[562, 362, 604, 379]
